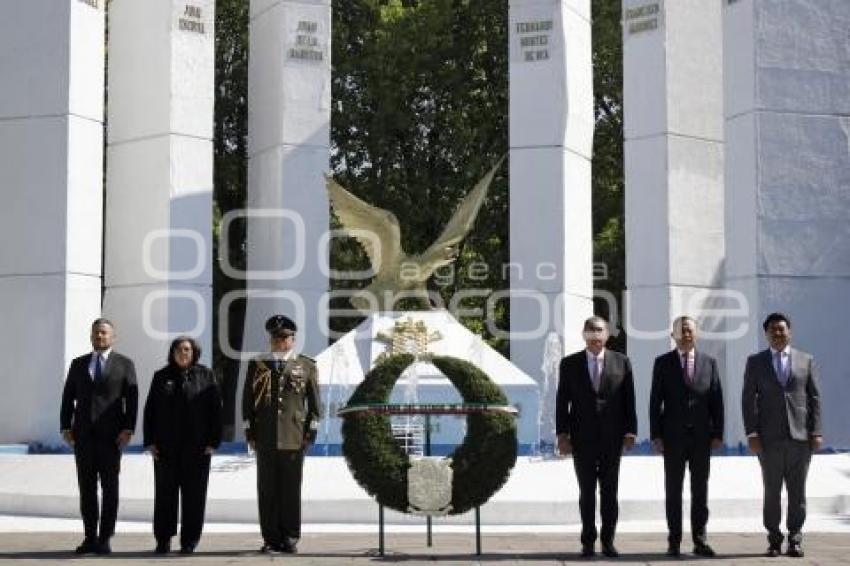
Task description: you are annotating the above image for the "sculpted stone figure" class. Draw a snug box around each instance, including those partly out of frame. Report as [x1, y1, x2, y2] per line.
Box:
[324, 158, 504, 311]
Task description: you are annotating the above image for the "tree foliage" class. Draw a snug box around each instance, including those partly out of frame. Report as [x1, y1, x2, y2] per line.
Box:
[213, 0, 249, 435]
[591, 0, 625, 351]
[211, 0, 627, 433]
[329, 0, 510, 351]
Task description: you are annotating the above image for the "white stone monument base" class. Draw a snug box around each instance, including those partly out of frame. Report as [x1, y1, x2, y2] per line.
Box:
[0, 454, 847, 527]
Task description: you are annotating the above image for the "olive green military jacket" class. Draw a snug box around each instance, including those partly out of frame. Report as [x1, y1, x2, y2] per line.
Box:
[242, 354, 321, 451]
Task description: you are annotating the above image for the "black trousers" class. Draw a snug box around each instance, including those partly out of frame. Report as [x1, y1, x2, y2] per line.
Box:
[758, 439, 811, 547]
[153, 450, 211, 546]
[74, 436, 121, 542]
[573, 446, 622, 547]
[663, 433, 711, 545]
[257, 449, 304, 545]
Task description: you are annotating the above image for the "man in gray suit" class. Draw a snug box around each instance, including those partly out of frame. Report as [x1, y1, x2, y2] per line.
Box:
[742, 312, 822, 558]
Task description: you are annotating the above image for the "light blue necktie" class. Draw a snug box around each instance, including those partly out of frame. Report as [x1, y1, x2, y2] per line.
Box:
[774, 351, 787, 386]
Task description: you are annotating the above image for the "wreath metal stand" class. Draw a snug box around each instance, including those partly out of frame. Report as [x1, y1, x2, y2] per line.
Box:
[339, 403, 518, 557]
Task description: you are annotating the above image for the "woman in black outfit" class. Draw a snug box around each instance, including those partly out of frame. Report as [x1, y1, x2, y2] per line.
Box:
[143, 336, 222, 555]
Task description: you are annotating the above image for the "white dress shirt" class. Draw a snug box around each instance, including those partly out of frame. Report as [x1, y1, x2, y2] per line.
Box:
[88, 348, 112, 379]
[271, 349, 297, 362]
[769, 345, 791, 383]
[748, 345, 792, 438]
[677, 348, 695, 382]
[585, 349, 605, 389]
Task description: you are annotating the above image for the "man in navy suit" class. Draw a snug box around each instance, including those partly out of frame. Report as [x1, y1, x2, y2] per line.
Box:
[556, 316, 637, 558]
[650, 316, 724, 557]
[742, 312, 822, 558]
[60, 318, 138, 555]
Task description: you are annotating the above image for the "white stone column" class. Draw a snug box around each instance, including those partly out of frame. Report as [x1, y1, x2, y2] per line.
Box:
[103, 0, 215, 431]
[723, 0, 850, 446]
[623, 0, 726, 441]
[0, 0, 105, 445]
[232, 0, 330, 437]
[238, 0, 330, 362]
[509, 0, 595, 445]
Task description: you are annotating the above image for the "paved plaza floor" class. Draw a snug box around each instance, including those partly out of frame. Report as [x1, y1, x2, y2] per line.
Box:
[1, 532, 849, 565]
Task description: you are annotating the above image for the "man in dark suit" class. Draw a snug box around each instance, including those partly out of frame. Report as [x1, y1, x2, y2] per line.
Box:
[650, 316, 724, 558]
[556, 316, 637, 558]
[60, 318, 138, 555]
[742, 312, 822, 558]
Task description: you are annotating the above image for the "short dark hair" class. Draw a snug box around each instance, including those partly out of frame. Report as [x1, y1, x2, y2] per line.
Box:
[167, 336, 202, 366]
[91, 318, 114, 330]
[672, 315, 697, 331]
[583, 316, 608, 331]
[763, 312, 791, 332]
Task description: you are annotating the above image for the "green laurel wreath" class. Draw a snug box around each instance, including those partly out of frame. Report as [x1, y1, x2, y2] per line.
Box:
[340, 353, 518, 515]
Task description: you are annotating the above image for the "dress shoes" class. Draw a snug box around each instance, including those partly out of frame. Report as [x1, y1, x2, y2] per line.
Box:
[601, 542, 620, 558]
[693, 542, 716, 557]
[787, 543, 804, 558]
[281, 540, 298, 554]
[765, 545, 781, 557]
[154, 539, 171, 554]
[95, 540, 112, 555]
[580, 545, 595, 558]
[74, 538, 98, 555]
[180, 542, 196, 555]
[260, 542, 281, 554]
[666, 544, 681, 557]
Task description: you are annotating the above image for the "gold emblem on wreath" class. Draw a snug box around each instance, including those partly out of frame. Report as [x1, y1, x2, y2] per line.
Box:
[376, 318, 442, 361]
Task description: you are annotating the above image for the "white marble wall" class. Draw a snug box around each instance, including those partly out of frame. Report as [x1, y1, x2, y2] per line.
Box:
[623, 0, 726, 441]
[103, 0, 215, 437]
[509, 0, 594, 444]
[0, 0, 105, 445]
[723, 0, 850, 446]
[235, 0, 331, 435]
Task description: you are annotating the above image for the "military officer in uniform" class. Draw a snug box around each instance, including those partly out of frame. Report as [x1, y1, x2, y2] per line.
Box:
[242, 315, 321, 554]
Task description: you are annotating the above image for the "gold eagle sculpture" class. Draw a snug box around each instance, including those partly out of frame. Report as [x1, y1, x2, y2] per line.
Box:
[324, 157, 504, 311]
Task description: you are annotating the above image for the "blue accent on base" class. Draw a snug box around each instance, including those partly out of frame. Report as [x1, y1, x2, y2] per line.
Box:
[25, 441, 260, 455]
[0, 445, 28, 454]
